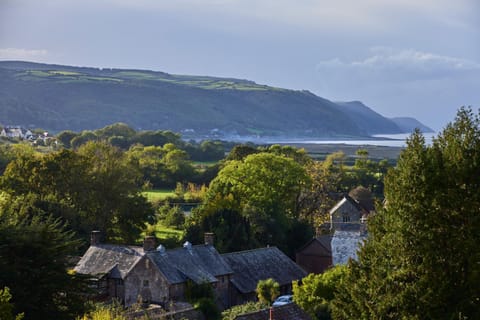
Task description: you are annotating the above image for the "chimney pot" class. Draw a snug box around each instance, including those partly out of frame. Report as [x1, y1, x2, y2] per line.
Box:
[204, 232, 214, 246]
[143, 236, 156, 252]
[90, 230, 101, 246]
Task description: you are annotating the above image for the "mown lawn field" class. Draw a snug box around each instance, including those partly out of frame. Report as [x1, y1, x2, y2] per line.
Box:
[142, 189, 175, 202]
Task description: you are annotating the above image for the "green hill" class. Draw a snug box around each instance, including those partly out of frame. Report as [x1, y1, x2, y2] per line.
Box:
[0, 61, 426, 139]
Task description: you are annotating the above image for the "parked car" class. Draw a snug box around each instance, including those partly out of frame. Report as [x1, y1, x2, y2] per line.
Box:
[272, 294, 293, 306]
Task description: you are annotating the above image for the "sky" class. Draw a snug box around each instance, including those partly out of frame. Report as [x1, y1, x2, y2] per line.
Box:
[1, 0, 479, 131]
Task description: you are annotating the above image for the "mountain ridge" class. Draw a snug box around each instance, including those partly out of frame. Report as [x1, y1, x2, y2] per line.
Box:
[0, 61, 432, 138]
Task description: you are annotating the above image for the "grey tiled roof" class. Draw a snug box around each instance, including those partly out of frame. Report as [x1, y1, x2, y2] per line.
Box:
[74, 244, 144, 279]
[148, 244, 233, 284]
[296, 235, 332, 254]
[222, 247, 307, 294]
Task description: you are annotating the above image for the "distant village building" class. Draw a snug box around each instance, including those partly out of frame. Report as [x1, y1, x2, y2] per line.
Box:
[295, 235, 332, 274]
[74, 231, 306, 309]
[296, 186, 373, 273]
[0, 126, 33, 139]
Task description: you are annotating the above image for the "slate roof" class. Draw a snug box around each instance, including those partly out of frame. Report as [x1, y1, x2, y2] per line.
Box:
[147, 244, 234, 284]
[329, 194, 365, 216]
[74, 244, 144, 279]
[221, 247, 307, 294]
[296, 235, 332, 255]
[75, 243, 233, 285]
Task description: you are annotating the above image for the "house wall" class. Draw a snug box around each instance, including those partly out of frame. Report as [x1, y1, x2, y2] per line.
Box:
[296, 241, 332, 274]
[107, 278, 125, 302]
[214, 274, 231, 309]
[169, 283, 185, 301]
[124, 256, 171, 307]
[331, 201, 362, 231]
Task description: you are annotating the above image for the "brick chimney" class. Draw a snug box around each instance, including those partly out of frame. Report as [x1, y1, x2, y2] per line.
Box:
[204, 232, 214, 246]
[143, 236, 156, 252]
[90, 230, 101, 246]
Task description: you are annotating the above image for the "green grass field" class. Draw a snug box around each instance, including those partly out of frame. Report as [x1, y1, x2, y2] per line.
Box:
[142, 189, 175, 202]
[154, 225, 183, 241]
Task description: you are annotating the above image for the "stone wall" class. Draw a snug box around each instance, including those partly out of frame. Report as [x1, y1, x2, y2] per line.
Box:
[124, 256, 171, 306]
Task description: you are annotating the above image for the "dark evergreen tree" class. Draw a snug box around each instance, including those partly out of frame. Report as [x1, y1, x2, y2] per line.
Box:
[332, 107, 480, 319]
[0, 214, 89, 320]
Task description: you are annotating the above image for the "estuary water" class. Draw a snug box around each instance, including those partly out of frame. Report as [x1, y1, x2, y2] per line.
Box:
[267, 133, 436, 147]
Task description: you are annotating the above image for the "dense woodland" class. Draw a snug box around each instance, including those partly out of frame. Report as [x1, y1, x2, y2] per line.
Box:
[0, 108, 478, 319]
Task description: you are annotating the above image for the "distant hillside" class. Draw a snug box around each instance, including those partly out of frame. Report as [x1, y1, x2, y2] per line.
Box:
[335, 101, 403, 135]
[390, 117, 434, 133]
[0, 61, 429, 139]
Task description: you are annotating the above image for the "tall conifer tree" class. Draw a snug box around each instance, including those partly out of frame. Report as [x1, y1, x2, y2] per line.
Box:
[333, 107, 480, 319]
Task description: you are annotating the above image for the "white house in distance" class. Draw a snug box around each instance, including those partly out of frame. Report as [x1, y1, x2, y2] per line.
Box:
[0, 126, 33, 139]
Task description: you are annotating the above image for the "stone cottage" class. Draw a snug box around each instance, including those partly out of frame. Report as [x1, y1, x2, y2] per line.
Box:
[75, 232, 233, 307]
[74, 232, 306, 309]
[296, 186, 373, 273]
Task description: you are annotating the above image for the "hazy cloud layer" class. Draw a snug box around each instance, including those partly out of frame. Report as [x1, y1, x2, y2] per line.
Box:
[0, 0, 479, 130]
[317, 48, 480, 82]
[0, 48, 48, 60]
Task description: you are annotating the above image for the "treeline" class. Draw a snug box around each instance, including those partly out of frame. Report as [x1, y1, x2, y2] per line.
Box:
[56, 122, 227, 162]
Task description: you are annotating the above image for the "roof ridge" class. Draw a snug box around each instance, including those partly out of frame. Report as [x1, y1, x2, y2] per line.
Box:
[221, 246, 277, 256]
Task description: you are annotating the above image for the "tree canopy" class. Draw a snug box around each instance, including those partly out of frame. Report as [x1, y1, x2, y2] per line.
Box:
[0, 141, 153, 244]
[332, 107, 480, 319]
[187, 152, 313, 254]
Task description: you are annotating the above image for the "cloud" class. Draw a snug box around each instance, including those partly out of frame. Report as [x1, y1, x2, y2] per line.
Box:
[98, 0, 477, 33]
[0, 48, 48, 60]
[316, 48, 480, 82]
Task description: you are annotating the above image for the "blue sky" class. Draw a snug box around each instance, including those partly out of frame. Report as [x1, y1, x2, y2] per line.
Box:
[1, 0, 479, 131]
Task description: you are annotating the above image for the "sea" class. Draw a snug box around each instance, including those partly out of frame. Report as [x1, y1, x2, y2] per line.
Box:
[264, 133, 437, 148]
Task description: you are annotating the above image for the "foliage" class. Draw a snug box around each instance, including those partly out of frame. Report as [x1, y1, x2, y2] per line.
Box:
[0, 287, 24, 320]
[0, 214, 90, 320]
[185, 280, 215, 303]
[225, 144, 260, 161]
[126, 144, 196, 189]
[332, 107, 480, 320]
[198, 152, 312, 255]
[184, 200, 252, 253]
[195, 297, 221, 320]
[156, 203, 185, 229]
[221, 301, 267, 320]
[293, 266, 347, 320]
[256, 278, 280, 305]
[185, 281, 220, 320]
[0, 141, 153, 244]
[78, 302, 126, 320]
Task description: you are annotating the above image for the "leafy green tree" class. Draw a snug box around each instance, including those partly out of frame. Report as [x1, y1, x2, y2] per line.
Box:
[158, 204, 185, 228]
[293, 266, 347, 320]
[332, 107, 480, 320]
[1, 141, 153, 244]
[131, 130, 182, 147]
[0, 214, 89, 320]
[256, 278, 280, 305]
[71, 131, 97, 149]
[95, 122, 136, 140]
[127, 143, 197, 188]
[0, 287, 24, 320]
[202, 152, 312, 254]
[225, 144, 259, 161]
[185, 196, 252, 253]
[56, 130, 78, 148]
